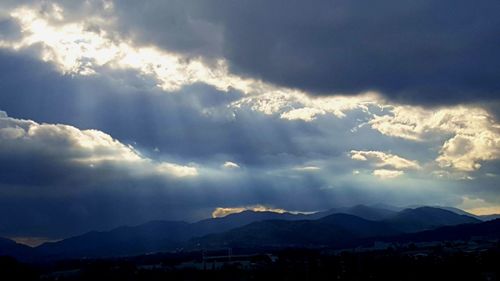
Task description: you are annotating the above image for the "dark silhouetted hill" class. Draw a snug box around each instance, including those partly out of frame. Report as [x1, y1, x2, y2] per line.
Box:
[0, 237, 33, 260]
[36, 210, 307, 259]
[37, 221, 192, 259]
[191, 214, 400, 249]
[383, 207, 480, 232]
[311, 205, 398, 221]
[386, 218, 500, 243]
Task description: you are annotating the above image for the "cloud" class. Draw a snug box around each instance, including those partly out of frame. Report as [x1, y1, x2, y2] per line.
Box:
[280, 107, 326, 122]
[293, 166, 321, 172]
[0, 1, 383, 139]
[225, 0, 500, 105]
[2, 4, 253, 92]
[372, 169, 404, 180]
[232, 91, 381, 121]
[350, 150, 421, 170]
[211, 204, 310, 218]
[0, 111, 197, 181]
[369, 105, 500, 172]
[350, 150, 418, 180]
[3, 1, 500, 106]
[222, 161, 240, 169]
[437, 133, 500, 172]
[1, 4, 389, 125]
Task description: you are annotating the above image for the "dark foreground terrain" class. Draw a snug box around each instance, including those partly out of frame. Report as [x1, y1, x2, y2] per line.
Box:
[2, 241, 499, 281]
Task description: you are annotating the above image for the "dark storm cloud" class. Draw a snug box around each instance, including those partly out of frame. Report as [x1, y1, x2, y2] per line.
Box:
[3, 0, 499, 105]
[112, 0, 223, 58]
[110, 0, 500, 105]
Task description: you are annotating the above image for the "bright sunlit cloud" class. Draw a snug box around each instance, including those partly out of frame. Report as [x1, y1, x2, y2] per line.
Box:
[222, 161, 240, 169]
[372, 169, 404, 179]
[369, 105, 500, 172]
[350, 150, 421, 170]
[211, 205, 315, 218]
[0, 111, 198, 179]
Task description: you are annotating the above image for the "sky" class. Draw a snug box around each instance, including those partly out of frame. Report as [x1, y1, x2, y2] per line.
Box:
[0, 0, 499, 242]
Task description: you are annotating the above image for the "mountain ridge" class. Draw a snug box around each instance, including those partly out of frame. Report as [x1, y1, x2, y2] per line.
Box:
[0, 205, 487, 261]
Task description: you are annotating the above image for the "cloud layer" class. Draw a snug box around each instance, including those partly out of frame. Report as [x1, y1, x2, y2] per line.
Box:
[3, 0, 500, 105]
[112, 0, 500, 105]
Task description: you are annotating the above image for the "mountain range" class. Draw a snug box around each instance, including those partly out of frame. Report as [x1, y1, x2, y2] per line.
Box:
[190, 207, 481, 250]
[191, 213, 400, 249]
[0, 205, 497, 261]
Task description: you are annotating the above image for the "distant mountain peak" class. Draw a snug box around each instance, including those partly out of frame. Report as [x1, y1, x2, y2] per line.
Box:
[386, 206, 480, 233]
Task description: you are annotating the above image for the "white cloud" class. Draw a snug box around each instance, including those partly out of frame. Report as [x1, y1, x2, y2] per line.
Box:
[232, 91, 382, 121]
[155, 163, 198, 178]
[437, 132, 500, 172]
[280, 107, 326, 122]
[0, 111, 197, 179]
[350, 150, 419, 180]
[293, 166, 321, 172]
[350, 150, 421, 170]
[222, 161, 240, 169]
[369, 105, 500, 172]
[372, 169, 404, 179]
[211, 205, 315, 218]
[211, 205, 288, 218]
